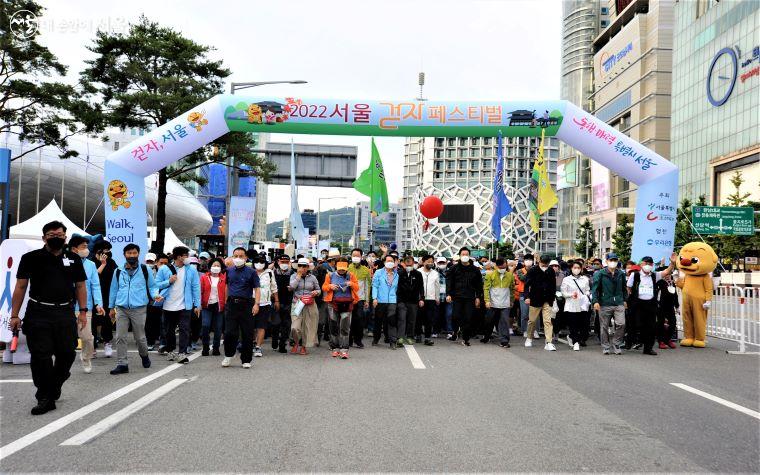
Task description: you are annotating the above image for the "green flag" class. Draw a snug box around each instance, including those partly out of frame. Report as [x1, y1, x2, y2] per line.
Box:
[353, 138, 389, 215]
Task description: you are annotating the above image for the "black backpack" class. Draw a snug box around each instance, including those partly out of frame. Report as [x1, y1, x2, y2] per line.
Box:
[115, 264, 154, 303]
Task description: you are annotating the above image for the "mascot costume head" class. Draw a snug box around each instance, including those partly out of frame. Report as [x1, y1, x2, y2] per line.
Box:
[676, 242, 718, 347]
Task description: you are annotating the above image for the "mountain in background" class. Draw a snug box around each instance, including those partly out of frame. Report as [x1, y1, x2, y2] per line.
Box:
[266, 207, 355, 241]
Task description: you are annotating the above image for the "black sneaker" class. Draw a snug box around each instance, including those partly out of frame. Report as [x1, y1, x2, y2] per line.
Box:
[633, 343, 643, 350]
[424, 339, 434, 346]
[201, 346, 210, 356]
[447, 334, 458, 342]
[355, 342, 365, 349]
[177, 354, 190, 364]
[31, 399, 56, 416]
[212, 347, 221, 356]
[278, 346, 288, 354]
[461, 340, 471, 347]
[480, 338, 490, 344]
[141, 355, 151, 368]
[110, 365, 129, 375]
[499, 342, 511, 348]
[579, 341, 587, 347]
[643, 349, 658, 355]
[415, 335, 422, 344]
[157, 346, 167, 355]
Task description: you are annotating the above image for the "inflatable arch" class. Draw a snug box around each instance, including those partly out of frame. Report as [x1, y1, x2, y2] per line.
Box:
[104, 96, 678, 263]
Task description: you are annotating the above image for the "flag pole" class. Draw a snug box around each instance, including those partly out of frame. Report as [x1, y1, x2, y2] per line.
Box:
[369, 138, 375, 253]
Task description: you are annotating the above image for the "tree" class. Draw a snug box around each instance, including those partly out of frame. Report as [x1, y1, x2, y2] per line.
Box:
[80, 16, 274, 253]
[574, 218, 598, 258]
[723, 171, 751, 207]
[1, 0, 102, 160]
[611, 214, 633, 263]
[712, 171, 759, 268]
[487, 240, 515, 259]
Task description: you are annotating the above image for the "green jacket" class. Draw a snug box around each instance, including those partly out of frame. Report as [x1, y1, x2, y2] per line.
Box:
[591, 268, 627, 307]
[348, 263, 372, 301]
[483, 270, 515, 308]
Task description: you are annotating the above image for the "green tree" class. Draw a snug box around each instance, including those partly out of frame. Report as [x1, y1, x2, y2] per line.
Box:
[611, 214, 633, 263]
[1, 0, 102, 160]
[674, 194, 709, 248]
[80, 16, 274, 252]
[487, 240, 515, 259]
[712, 171, 759, 268]
[574, 218, 598, 258]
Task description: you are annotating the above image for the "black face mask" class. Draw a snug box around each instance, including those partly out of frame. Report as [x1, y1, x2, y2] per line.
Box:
[425, 264, 434, 270]
[126, 256, 139, 265]
[46, 237, 65, 251]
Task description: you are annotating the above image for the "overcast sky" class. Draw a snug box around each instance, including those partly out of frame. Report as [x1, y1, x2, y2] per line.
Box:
[37, 0, 562, 223]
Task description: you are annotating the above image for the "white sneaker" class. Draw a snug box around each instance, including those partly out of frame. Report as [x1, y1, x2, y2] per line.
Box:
[509, 328, 514, 335]
[524, 338, 533, 348]
[221, 357, 232, 367]
[533, 331, 540, 339]
[83, 360, 92, 374]
[242, 362, 252, 369]
[104, 343, 113, 358]
[567, 336, 573, 346]
[253, 347, 263, 357]
[573, 342, 580, 351]
[544, 342, 557, 351]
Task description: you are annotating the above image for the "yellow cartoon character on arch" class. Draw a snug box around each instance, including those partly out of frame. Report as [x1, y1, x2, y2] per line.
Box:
[188, 111, 208, 131]
[108, 180, 133, 211]
[247, 103, 263, 124]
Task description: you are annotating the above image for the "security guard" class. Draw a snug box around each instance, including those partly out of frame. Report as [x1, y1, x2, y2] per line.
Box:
[10, 221, 88, 415]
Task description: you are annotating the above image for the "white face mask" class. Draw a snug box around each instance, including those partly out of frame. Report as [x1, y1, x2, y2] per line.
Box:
[308, 264, 315, 271]
[384, 261, 395, 269]
[607, 261, 618, 270]
[642, 264, 652, 273]
[539, 265, 548, 271]
[351, 256, 361, 264]
[254, 263, 265, 270]
[77, 249, 90, 259]
[232, 258, 245, 268]
[367, 257, 376, 263]
[210, 266, 221, 274]
[438, 264, 446, 269]
[460, 255, 470, 263]
[572, 268, 581, 276]
[412, 264, 418, 270]
[279, 263, 290, 271]
[498, 268, 506, 274]
[524, 260, 533, 267]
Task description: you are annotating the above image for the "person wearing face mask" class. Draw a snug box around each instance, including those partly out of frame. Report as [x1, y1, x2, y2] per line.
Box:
[10, 221, 89, 415]
[272, 255, 295, 353]
[550, 260, 566, 345]
[626, 253, 677, 355]
[418, 255, 440, 346]
[591, 253, 628, 355]
[506, 260, 522, 337]
[524, 255, 558, 351]
[108, 243, 163, 375]
[90, 241, 118, 358]
[515, 254, 534, 337]
[223, 247, 261, 367]
[200, 258, 227, 356]
[371, 255, 400, 349]
[68, 236, 104, 374]
[445, 247, 483, 346]
[322, 258, 359, 358]
[253, 257, 279, 358]
[288, 257, 321, 355]
[483, 258, 515, 348]
[155, 246, 201, 365]
[348, 248, 371, 349]
[656, 267, 680, 349]
[397, 255, 424, 346]
[315, 254, 337, 346]
[151, 254, 170, 352]
[561, 260, 592, 351]
[434, 257, 452, 338]
[143, 253, 162, 351]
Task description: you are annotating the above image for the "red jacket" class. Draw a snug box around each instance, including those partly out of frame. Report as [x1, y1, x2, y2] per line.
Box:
[200, 272, 227, 311]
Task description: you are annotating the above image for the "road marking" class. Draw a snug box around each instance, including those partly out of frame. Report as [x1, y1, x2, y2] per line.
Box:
[403, 344, 426, 369]
[0, 380, 33, 383]
[0, 351, 201, 461]
[670, 383, 760, 420]
[60, 378, 188, 446]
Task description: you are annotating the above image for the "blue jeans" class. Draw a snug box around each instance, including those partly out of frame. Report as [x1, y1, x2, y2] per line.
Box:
[201, 304, 223, 350]
[520, 296, 530, 332]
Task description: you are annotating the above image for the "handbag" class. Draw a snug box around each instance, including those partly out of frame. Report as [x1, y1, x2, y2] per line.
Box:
[300, 294, 314, 306]
[573, 278, 590, 312]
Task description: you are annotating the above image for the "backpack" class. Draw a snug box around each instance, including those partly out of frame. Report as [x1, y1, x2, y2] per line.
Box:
[331, 271, 353, 312]
[115, 264, 152, 303]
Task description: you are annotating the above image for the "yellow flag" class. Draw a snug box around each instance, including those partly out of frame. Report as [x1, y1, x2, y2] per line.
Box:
[529, 129, 558, 233]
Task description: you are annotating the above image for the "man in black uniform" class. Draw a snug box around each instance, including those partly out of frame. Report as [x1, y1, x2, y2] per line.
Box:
[10, 221, 88, 415]
[272, 254, 294, 353]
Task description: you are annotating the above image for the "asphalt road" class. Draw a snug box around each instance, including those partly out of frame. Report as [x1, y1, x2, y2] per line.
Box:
[1, 333, 758, 473]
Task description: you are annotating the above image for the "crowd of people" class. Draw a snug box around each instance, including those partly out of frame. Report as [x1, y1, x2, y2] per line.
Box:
[10, 220, 682, 415]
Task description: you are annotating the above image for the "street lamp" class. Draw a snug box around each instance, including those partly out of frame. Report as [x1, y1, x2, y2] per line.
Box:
[224, 80, 308, 249]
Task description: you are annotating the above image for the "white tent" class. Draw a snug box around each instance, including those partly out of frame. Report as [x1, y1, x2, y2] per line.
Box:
[10, 200, 90, 240]
[147, 227, 186, 254]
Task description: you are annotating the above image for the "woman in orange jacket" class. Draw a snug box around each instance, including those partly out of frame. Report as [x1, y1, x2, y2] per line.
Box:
[322, 257, 359, 358]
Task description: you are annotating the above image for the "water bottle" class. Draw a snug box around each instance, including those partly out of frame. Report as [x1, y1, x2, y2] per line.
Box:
[10, 329, 19, 353]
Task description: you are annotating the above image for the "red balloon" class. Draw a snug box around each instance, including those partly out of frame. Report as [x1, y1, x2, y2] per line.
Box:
[420, 195, 444, 219]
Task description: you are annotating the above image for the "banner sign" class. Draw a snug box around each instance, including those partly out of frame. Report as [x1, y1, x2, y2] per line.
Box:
[227, 196, 256, 255]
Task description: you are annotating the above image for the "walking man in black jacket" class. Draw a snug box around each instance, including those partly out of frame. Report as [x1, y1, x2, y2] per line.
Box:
[445, 247, 483, 346]
[397, 255, 424, 346]
[525, 255, 557, 351]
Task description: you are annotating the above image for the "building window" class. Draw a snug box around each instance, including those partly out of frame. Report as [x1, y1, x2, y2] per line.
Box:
[482, 171, 491, 179]
[457, 171, 467, 178]
[458, 160, 467, 169]
[621, 196, 629, 207]
[483, 148, 492, 157]
[435, 138, 444, 147]
[471, 160, 480, 170]
[459, 138, 468, 147]
[434, 172, 442, 179]
[113, 141, 120, 151]
[447, 138, 455, 147]
[434, 160, 443, 171]
[446, 160, 455, 170]
[446, 149, 455, 158]
[471, 138, 479, 146]
[482, 159, 492, 169]
[601, 6, 608, 14]
[484, 137, 492, 145]
[470, 148, 480, 157]
[434, 150, 443, 158]
[458, 149, 468, 158]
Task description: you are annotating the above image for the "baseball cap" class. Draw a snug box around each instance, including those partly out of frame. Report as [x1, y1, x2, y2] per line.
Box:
[199, 251, 210, 259]
[549, 259, 559, 266]
[297, 258, 310, 266]
[278, 254, 291, 261]
[186, 256, 200, 265]
[436, 256, 447, 263]
[641, 256, 654, 264]
[145, 252, 157, 262]
[606, 252, 619, 260]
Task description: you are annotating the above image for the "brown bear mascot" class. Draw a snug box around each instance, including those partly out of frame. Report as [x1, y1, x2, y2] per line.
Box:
[675, 242, 719, 347]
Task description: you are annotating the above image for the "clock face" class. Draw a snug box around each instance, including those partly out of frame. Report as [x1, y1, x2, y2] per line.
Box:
[707, 47, 738, 107]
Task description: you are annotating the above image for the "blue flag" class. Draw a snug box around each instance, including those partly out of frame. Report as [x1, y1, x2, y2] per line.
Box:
[491, 131, 513, 242]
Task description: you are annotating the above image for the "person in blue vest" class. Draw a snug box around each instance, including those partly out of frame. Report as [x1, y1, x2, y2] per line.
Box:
[372, 254, 401, 349]
[68, 236, 104, 374]
[155, 246, 201, 364]
[108, 243, 162, 374]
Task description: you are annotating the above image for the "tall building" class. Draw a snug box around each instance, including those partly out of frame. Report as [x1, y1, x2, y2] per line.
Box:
[557, 0, 607, 256]
[671, 0, 759, 205]
[301, 209, 317, 236]
[582, 0, 674, 256]
[353, 201, 401, 250]
[400, 136, 560, 257]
